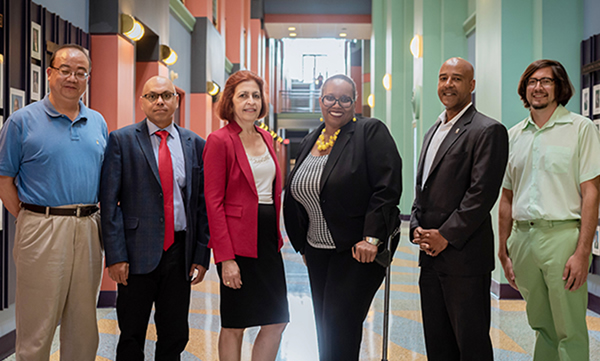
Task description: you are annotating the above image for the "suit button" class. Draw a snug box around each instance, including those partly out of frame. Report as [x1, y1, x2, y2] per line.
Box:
[159, 193, 163, 198]
[321, 199, 326, 204]
[160, 217, 164, 222]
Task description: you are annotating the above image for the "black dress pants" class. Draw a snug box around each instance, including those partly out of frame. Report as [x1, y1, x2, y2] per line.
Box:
[419, 266, 493, 361]
[304, 244, 386, 361]
[116, 233, 191, 361]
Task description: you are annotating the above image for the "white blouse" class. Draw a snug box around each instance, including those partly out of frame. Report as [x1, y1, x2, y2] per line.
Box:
[247, 148, 276, 204]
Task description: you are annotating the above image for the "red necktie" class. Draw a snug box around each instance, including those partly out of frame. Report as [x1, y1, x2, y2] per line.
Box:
[157, 131, 174, 251]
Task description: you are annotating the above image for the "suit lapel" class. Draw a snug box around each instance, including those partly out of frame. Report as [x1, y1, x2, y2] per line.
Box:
[417, 121, 440, 186]
[427, 106, 475, 179]
[320, 120, 355, 192]
[176, 124, 193, 203]
[135, 120, 161, 184]
[227, 122, 258, 196]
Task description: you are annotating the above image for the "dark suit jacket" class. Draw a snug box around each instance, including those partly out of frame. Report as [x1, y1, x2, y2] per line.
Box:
[284, 117, 402, 259]
[410, 106, 508, 276]
[203, 121, 283, 264]
[100, 120, 210, 279]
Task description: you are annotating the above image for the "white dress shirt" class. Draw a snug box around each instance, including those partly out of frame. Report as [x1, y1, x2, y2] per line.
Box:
[421, 103, 472, 188]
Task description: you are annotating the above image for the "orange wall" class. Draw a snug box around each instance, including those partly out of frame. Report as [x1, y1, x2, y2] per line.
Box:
[135, 62, 169, 123]
[90, 34, 135, 132]
[250, 19, 261, 74]
[185, 0, 212, 20]
[225, 0, 244, 65]
[351, 65, 362, 115]
[189, 93, 213, 138]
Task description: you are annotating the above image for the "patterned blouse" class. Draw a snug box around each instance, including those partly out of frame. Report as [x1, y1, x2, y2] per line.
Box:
[290, 153, 336, 249]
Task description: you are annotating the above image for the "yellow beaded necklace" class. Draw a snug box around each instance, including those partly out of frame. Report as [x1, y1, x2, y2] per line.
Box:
[316, 128, 341, 151]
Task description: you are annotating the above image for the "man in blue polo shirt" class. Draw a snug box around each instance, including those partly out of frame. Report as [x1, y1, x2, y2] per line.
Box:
[0, 44, 107, 360]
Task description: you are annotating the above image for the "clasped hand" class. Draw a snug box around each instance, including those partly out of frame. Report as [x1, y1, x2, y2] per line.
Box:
[413, 227, 449, 257]
[352, 240, 378, 263]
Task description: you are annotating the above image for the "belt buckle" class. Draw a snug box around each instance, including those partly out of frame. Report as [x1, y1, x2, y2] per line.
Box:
[76, 207, 81, 217]
[45, 207, 50, 218]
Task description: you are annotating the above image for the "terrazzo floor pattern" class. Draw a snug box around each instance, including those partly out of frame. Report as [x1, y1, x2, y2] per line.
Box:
[15, 223, 600, 360]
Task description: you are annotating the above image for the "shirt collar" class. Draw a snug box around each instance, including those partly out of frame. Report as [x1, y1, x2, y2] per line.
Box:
[43, 94, 88, 122]
[147, 119, 176, 138]
[438, 102, 472, 127]
[522, 104, 572, 130]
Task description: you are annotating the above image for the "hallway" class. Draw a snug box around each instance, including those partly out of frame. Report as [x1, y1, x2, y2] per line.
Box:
[22, 223, 600, 360]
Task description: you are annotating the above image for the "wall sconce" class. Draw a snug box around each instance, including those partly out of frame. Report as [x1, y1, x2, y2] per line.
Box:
[410, 34, 422, 58]
[121, 14, 144, 42]
[383, 73, 392, 91]
[367, 94, 375, 108]
[161, 45, 178, 65]
[207, 81, 220, 97]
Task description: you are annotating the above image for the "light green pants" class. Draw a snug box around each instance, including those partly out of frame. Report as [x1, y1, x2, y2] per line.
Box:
[508, 219, 589, 361]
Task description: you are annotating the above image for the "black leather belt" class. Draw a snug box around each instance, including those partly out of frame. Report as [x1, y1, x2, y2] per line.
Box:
[22, 203, 99, 217]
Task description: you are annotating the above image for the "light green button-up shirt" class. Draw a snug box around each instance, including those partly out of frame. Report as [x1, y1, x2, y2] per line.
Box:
[503, 105, 600, 221]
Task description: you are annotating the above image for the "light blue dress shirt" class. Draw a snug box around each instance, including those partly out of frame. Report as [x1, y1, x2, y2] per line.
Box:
[147, 121, 187, 232]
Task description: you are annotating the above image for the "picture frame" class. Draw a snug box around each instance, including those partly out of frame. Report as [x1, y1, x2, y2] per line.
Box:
[31, 64, 41, 101]
[593, 84, 600, 116]
[582, 87, 590, 117]
[45, 66, 50, 95]
[0, 55, 4, 110]
[31, 22, 41, 60]
[10, 88, 25, 115]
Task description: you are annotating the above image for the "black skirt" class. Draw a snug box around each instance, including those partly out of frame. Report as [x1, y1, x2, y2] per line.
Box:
[217, 204, 290, 328]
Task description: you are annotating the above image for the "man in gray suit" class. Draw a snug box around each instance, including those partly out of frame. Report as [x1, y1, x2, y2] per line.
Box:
[100, 76, 210, 360]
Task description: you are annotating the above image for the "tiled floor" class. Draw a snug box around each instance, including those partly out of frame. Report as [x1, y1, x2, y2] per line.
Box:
[10, 224, 600, 360]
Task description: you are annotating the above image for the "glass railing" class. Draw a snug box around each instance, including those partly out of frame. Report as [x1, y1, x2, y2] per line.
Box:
[278, 90, 321, 113]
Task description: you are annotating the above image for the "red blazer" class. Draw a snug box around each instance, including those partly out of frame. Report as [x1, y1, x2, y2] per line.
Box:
[204, 121, 283, 264]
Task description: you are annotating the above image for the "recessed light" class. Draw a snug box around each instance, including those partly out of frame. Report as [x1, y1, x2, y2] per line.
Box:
[288, 26, 296, 31]
[339, 32, 347, 37]
[289, 33, 297, 37]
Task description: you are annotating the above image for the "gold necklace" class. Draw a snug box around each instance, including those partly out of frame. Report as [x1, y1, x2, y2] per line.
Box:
[316, 128, 341, 151]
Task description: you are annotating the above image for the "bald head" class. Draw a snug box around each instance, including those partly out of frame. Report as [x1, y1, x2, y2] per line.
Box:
[141, 76, 179, 128]
[142, 76, 176, 95]
[442, 57, 474, 82]
[437, 57, 476, 120]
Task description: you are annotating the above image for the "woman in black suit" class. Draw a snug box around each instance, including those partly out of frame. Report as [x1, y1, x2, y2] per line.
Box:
[283, 74, 402, 361]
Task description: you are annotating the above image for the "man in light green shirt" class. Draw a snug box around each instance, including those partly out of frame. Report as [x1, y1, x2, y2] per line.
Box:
[499, 59, 600, 361]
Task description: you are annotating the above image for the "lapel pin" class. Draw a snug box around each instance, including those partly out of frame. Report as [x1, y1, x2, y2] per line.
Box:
[455, 128, 460, 134]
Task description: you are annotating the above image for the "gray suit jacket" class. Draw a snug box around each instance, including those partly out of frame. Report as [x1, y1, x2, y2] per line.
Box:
[100, 120, 210, 278]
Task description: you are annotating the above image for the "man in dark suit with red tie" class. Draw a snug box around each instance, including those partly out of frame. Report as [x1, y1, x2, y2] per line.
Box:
[100, 76, 210, 360]
[410, 58, 509, 360]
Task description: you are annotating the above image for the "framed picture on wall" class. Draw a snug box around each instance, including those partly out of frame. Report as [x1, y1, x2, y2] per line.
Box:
[10, 88, 25, 114]
[31, 22, 41, 60]
[31, 64, 41, 101]
[582, 87, 590, 117]
[593, 84, 600, 116]
[0, 56, 4, 110]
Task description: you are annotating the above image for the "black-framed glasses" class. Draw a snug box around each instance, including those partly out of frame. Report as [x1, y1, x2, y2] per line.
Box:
[50, 66, 89, 80]
[527, 77, 554, 88]
[142, 92, 178, 102]
[321, 94, 354, 109]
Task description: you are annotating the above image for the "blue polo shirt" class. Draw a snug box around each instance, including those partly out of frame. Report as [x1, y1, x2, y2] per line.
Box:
[0, 95, 108, 206]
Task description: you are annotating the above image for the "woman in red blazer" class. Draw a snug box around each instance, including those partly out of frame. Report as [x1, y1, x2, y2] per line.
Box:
[203, 70, 289, 361]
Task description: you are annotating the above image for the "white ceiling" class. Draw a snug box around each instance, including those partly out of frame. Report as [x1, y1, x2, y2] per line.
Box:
[264, 23, 372, 39]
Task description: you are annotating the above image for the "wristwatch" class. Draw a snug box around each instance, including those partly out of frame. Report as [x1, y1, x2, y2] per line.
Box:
[364, 236, 381, 247]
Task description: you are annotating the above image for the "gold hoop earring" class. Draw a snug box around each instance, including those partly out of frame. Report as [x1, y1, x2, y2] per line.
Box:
[320, 117, 323, 122]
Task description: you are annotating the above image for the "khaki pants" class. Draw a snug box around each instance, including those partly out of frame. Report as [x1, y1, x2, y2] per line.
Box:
[14, 206, 103, 361]
[508, 220, 589, 361]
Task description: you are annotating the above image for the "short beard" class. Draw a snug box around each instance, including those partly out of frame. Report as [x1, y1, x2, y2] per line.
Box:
[531, 102, 548, 110]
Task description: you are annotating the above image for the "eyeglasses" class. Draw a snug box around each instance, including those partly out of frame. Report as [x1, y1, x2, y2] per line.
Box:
[321, 94, 354, 109]
[50, 66, 89, 80]
[527, 77, 554, 88]
[142, 92, 178, 102]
